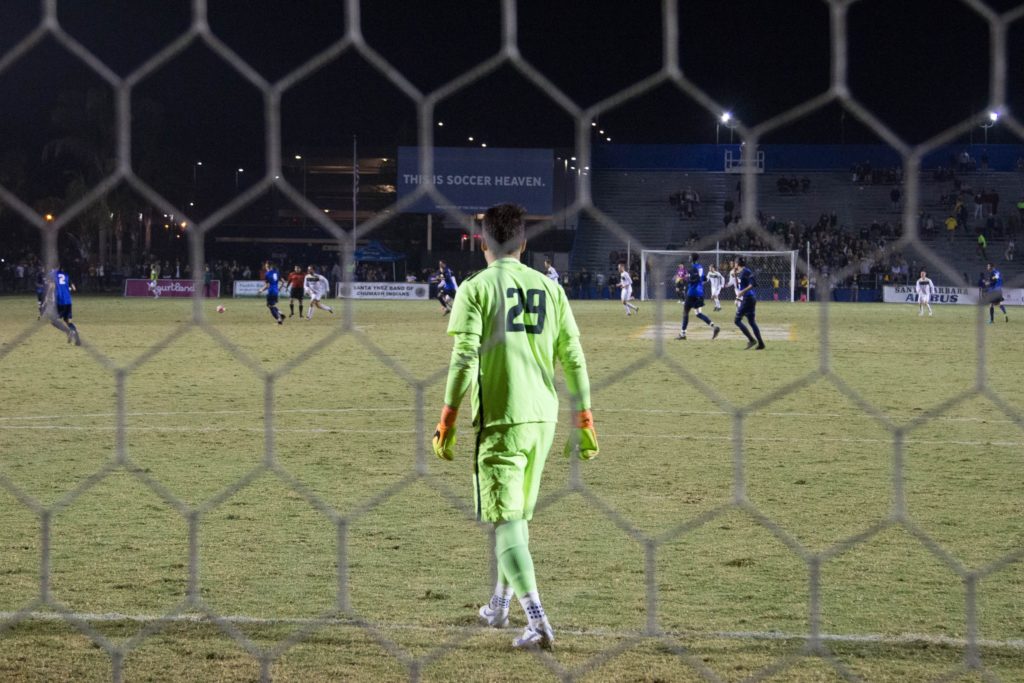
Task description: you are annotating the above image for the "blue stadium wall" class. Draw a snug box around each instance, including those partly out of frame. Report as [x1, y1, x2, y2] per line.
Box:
[591, 143, 1024, 171]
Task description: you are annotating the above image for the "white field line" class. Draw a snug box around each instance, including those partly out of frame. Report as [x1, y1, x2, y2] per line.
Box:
[0, 407, 412, 422]
[635, 323, 793, 342]
[0, 424, 1020, 448]
[1, 610, 1022, 651]
[0, 406, 1013, 425]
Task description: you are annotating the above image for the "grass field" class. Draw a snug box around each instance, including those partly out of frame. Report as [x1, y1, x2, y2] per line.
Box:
[0, 294, 1021, 682]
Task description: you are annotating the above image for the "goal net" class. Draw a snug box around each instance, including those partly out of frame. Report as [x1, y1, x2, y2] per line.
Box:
[639, 249, 798, 302]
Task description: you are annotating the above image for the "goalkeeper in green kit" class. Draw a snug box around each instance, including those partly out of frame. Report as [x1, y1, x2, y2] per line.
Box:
[432, 203, 598, 650]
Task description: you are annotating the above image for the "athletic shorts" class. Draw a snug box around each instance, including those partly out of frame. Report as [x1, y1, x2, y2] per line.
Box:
[56, 303, 72, 321]
[290, 285, 304, 299]
[620, 286, 632, 302]
[474, 421, 556, 523]
[736, 297, 757, 319]
[308, 292, 322, 302]
[266, 294, 279, 307]
[987, 290, 1004, 305]
[684, 294, 705, 310]
[918, 294, 930, 304]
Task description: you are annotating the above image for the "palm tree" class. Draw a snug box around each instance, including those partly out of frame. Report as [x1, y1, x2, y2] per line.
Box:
[42, 88, 173, 270]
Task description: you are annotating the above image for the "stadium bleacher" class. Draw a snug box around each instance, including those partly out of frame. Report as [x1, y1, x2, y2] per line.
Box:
[571, 168, 1024, 286]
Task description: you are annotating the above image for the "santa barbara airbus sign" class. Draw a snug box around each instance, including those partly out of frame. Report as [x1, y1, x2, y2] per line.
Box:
[397, 147, 553, 214]
[884, 285, 1024, 305]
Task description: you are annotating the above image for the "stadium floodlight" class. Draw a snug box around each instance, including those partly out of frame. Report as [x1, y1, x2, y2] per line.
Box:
[717, 111, 738, 145]
[980, 111, 998, 144]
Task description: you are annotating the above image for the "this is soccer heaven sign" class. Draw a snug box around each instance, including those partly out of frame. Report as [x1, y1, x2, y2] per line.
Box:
[397, 146, 554, 215]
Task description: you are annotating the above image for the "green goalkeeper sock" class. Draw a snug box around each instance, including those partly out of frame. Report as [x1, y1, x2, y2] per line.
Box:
[495, 520, 537, 597]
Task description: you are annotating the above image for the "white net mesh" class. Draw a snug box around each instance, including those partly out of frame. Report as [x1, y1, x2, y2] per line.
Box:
[640, 249, 798, 302]
[1, 1, 1023, 681]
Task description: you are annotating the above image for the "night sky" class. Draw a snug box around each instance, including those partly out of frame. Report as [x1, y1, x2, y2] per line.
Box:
[0, 0, 1022, 214]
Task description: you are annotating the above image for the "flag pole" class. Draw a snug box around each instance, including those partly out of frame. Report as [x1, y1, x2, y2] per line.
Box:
[352, 135, 358, 253]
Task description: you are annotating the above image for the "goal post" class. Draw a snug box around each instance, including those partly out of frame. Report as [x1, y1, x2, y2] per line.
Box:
[639, 249, 799, 302]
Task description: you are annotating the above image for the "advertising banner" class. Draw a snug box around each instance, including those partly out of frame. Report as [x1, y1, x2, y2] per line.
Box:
[232, 280, 266, 297]
[397, 147, 553, 214]
[884, 285, 1024, 305]
[123, 279, 220, 298]
[336, 282, 429, 300]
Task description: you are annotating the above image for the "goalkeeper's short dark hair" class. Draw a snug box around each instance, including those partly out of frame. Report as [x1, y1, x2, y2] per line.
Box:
[483, 203, 526, 255]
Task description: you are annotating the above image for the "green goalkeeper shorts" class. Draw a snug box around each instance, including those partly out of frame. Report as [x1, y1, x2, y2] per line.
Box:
[474, 422, 556, 523]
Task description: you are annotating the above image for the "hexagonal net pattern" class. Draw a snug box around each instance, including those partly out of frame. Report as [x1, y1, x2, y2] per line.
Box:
[1, 1, 1023, 681]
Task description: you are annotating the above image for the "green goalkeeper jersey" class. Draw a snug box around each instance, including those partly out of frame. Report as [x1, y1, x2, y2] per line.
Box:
[444, 257, 591, 428]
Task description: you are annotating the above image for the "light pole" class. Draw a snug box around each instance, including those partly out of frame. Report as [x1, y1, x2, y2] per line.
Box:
[716, 111, 736, 145]
[980, 111, 998, 145]
[235, 167, 244, 189]
[193, 161, 202, 204]
[294, 155, 306, 199]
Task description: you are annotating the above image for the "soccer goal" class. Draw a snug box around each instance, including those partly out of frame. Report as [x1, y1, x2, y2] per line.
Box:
[639, 249, 799, 302]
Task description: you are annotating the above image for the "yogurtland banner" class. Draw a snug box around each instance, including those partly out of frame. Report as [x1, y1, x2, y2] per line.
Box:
[124, 278, 220, 298]
[337, 282, 429, 300]
[232, 280, 266, 297]
[397, 147, 553, 214]
[884, 285, 1024, 305]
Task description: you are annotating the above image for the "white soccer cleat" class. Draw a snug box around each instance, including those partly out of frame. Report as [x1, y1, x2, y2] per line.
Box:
[478, 603, 509, 628]
[512, 619, 554, 650]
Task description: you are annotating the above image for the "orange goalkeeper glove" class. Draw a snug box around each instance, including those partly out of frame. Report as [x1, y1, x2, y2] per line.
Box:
[432, 405, 458, 461]
[564, 409, 599, 460]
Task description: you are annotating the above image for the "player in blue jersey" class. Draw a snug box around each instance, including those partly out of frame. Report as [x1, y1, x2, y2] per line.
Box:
[734, 257, 765, 349]
[437, 259, 459, 315]
[46, 265, 81, 345]
[257, 260, 285, 325]
[675, 254, 720, 340]
[984, 262, 1008, 324]
[35, 266, 46, 318]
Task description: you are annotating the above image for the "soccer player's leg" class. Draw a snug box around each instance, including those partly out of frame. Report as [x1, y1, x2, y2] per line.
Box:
[49, 304, 71, 338]
[267, 294, 283, 324]
[747, 303, 765, 349]
[735, 302, 756, 347]
[57, 305, 80, 345]
[678, 301, 691, 338]
[694, 297, 717, 334]
[476, 423, 557, 648]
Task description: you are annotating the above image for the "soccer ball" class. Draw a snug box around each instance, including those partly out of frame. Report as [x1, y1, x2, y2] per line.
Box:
[216, 305, 226, 313]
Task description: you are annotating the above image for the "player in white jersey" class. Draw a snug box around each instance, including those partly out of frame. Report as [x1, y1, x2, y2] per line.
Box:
[706, 265, 725, 311]
[915, 270, 934, 316]
[303, 265, 334, 319]
[616, 262, 639, 315]
[543, 259, 559, 283]
[725, 261, 741, 308]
